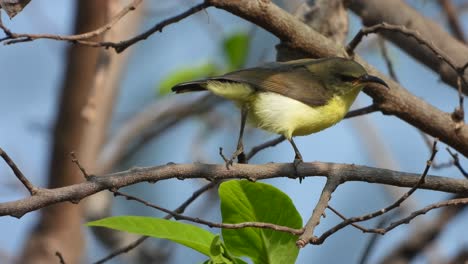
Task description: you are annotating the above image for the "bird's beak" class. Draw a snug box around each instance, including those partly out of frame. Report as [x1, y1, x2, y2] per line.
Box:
[357, 74, 389, 88]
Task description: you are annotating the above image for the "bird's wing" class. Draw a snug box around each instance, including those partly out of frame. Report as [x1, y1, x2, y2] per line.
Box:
[214, 63, 333, 107]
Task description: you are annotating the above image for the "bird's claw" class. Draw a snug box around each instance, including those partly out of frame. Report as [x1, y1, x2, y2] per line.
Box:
[293, 156, 304, 183]
[219, 146, 245, 170]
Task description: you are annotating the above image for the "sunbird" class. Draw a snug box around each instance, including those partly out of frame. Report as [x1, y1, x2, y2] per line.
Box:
[172, 57, 388, 178]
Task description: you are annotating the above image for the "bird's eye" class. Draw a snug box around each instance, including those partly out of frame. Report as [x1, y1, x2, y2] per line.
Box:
[338, 74, 356, 82]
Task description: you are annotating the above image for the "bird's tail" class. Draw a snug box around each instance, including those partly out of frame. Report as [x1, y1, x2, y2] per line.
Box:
[171, 80, 208, 93]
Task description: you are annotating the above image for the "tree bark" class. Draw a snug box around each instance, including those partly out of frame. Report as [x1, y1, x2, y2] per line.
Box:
[18, 1, 109, 263]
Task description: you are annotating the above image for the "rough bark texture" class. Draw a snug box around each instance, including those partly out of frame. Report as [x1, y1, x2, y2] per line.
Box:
[18, 1, 108, 263]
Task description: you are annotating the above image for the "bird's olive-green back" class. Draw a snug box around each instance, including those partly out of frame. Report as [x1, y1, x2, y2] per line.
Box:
[212, 58, 367, 107]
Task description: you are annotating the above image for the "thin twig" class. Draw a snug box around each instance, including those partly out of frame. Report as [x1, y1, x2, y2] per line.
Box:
[451, 76, 465, 125]
[327, 205, 368, 232]
[93, 236, 147, 264]
[297, 178, 340, 247]
[114, 190, 303, 235]
[55, 251, 66, 264]
[93, 180, 219, 264]
[0, 147, 38, 195]
[0, 1, 210, 54]
[0, 0, 143, 44]
[346, 23, 468, 91]
[377, 37, 399, 82]
[374, 197, 468, 235]
[311, 140, 439, 245]
[245, 136, 285, 161]
[344, 104, 379, 119]
[70, 152, 91, 180]
[437, 0, 466, 43]
[358, 215, 391, 264]
[99, 1, 210, 53]
[446, 148, 468, 178]
[418, 132, 453, 169]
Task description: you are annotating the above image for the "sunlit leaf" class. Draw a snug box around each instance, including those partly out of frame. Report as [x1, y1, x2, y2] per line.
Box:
[88, 216, 216, 256]
[219, 180, 302, 264]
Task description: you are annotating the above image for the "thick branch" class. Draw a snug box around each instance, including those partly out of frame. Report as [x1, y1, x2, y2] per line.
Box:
[1, 162, 467, 218]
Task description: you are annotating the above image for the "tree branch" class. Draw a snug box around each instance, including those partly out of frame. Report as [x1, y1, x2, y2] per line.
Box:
[0, 147, 38, 195]
[0, 0, 143, 45]
[1, 161, 467, 219]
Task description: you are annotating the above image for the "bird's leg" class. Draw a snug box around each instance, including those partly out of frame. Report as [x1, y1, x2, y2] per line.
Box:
[288, 137, 305, 183]
[225, 106, 247, 169]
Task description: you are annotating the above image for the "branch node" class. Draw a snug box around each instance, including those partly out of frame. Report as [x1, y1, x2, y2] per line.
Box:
[70, 152, 92, 180]
[0, 147, 38, 195]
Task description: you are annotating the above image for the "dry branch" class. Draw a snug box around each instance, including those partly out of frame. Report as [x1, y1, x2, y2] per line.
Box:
[0, 161, 467, 219]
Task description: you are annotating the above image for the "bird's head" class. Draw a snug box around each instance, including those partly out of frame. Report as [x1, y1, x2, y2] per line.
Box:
[309, 57, 389, 95]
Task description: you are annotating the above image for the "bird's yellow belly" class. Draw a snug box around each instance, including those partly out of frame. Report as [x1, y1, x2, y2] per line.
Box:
[248, 92, 357, 139]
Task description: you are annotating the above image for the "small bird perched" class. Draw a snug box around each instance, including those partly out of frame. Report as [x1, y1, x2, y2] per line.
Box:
[172, 57, 388, 179]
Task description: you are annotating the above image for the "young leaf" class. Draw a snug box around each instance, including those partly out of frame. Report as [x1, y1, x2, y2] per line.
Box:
[158, 62, 218, 96]
[219, 180, 302, 264]
[88, 216, 215, 256]
[222, 32, 250, 70]
[206, 235, 248, 264]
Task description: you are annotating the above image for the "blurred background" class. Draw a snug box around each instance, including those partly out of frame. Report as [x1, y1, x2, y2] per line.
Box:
[0, 0, 467, 263]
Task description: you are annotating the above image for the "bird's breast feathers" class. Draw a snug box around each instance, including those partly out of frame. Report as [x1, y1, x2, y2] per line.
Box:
[205, 80, 360, 139]
[249, 89, 360, 139]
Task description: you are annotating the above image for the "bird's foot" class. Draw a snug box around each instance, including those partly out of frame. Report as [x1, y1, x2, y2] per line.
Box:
[219, 147, 245, 170]
[293, 155, 304, 183]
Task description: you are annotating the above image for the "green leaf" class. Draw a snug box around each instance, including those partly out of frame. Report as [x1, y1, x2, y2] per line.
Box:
[207, 235, 249, 264]
[158, 62, 218, 96]
[222, 32, 250, 70]
[88, 216, 215, 256]
[219, 180, 302, 264]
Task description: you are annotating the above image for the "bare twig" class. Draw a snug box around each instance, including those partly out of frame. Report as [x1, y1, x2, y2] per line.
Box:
[297, 178, 340, 247]
[245, 136, 285, 161]
[97, 1, 211, 53]
[93, 236, 147, 264]
[446, 148, 468, 178]
[347, 22, 467, 126]
[70, 152, 90, 180]
[357, 216, 390, 264]
[0, 0, 143, 45]
[55, 251, 66, 264]
[93, 180, 219, 264]
[452, 76, 465, 125]
[327, 205, 368, 232]
[376, 197, 467, 235]
[437, 0, 466, 43]
[0, 147, 38, 195]
[311, 141, 439, 245]
[377, 37, 399, 82]
[113, 190, 303, 235]
[346, 23, 467, 89]
[0, 1, 211, 54]
[344, 104, 379, 119]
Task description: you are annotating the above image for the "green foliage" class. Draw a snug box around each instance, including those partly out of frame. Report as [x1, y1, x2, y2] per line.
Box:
[87, 216, 215, 256]
[219, 180, 302, 264]
[157, 31, 250, 96]
[203, 235, 248, 264]
[88, 180, 302, 264]
[222, 32, 250, 70]
[158, 62, 218, 95]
